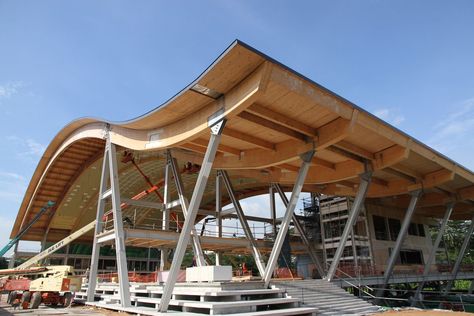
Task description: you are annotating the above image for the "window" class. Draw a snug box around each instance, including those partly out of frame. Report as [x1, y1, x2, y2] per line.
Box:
[408, 223, 418, 236]
[391, 249, 424, 264]
[418, 224, 425, 237]
[408, 222, 426, 237]
[373, 215, 389, 240]
[388, 218, 401, 241]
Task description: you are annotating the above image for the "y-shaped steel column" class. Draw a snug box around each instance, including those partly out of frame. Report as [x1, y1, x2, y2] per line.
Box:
[263, 150, 315, 288]
[326, 170, 372, 282]
[377, 189, 422, 299]
[219, 170, 267, 277]
[273, 183, 325, 277]
[167, 150, 206, 266]
[87, 135, 131, 307]
[413, 202, 454, 304]
[159, 118, 225, 312]
[444, 214, 474, 294]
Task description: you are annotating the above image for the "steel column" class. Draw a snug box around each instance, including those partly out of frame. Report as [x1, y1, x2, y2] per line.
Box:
[159, 119, 225, 312]
[160, 161, 171, 271]
[108, 140, 132, 307]
[469, 279, 474, 294]
[87, 137, 112, 303]
[444, 214, 474, 293]
[263, 150, 315, 288]
[168, 150, 206, 266]
[215, 174, 222, 266]
[377, 189, 422, 298]
[8, 242, 19, 269]
[273, 183, 325, 277]
[269, 185, 277, 239]
[219, 170, 266, 277]
[326, 171, 372, 281]
[413, 202, 454, 303]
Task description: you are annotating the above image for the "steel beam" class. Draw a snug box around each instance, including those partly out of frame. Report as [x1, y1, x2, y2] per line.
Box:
[326, 171, 372, 282]
[159, 119, 225, 313]
[8, 242, 19, 269]
[273, 183, 325, 277]
[377, 189, 422, 298]
[269, 185, 277, 239]
[263, 150, 315, 288]
[87, 138, 111, 303]
[413, 202, 454, 303]
[219, 170, 267, 277]
[215, 174, 222, 265]
[444, 214, 474, 293]
[160, 161, 171, 271]
[168, 151, 206, 266]
[108, 140, 132, 307]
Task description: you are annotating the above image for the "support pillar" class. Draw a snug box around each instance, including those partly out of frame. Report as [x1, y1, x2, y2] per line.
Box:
[274, 183, 325, 277]
[160, 161, 171, 271]
[377, 189, 422, 298]
[269, 185, 277, 239]
[444, 214, 474, 293]
[263, 150, 315, 288]
[326, 170, 372, 282]
[413, 202, 454, 303]
[469, 279, 474, 294]
[168, 150, 206, 266]
[215, 174, 222, 266]
[87, 135, 131, 307]
[63, 244, 70, 265]
[8, 242, 19, 269]
[220, 170, 266, 277]
[159, 118, 225, 313]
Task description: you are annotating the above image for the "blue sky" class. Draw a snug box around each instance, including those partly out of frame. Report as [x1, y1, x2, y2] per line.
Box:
[0, 1, 473, 253]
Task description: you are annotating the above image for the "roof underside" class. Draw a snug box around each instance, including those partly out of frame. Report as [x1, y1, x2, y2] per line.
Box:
[12, 40, 474, 242]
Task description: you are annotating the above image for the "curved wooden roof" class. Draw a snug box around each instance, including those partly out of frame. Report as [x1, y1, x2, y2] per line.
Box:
[11, 40, 474, 241]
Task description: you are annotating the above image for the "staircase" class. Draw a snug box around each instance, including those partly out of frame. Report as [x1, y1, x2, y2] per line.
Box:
[274, 279, 380, 316]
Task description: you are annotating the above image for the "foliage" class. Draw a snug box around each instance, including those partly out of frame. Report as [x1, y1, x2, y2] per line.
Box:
[431, 220, 474, 264]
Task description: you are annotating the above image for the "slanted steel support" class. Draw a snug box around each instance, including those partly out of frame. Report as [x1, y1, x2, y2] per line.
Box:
[87, 136, 132, 307]
[444, 214, 474, 293]
[326, 170, 372, 282]
[469, 279, 474, 294]
[269, 185, 277, 239]
[377, 189, 422, 298]
[219, 170, 267, 276]
[263, 150, 315, 288]
[215, 174, 223, 265]
[167, 150, 206, 266]
[160, 161, 171, 271]
[8, 242, 19, 269]
[273, 183, 325, 277]
[413, 202, 454, 303]
[159, 118, 225, 313]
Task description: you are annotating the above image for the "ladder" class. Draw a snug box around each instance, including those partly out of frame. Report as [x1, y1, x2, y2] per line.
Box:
[0, 201, 55, 257]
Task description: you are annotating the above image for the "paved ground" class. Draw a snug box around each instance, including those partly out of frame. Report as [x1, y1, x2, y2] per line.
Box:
[375, 309, 473, 315]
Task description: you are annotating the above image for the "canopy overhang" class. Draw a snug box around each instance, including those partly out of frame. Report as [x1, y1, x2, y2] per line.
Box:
[11, 40, 474, 242]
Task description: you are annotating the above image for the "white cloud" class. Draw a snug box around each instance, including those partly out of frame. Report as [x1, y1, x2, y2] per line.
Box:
[6, 136, 46, 158]
[373, 107, 405, 126]
[0, 81, 23, 100]
[427, 98, 474, 170]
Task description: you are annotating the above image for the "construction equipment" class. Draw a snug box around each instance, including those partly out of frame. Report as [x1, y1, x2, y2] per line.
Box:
[1, 265, 81, 309]
[0, 201, 55, 257]
[16, 221, 96, 270]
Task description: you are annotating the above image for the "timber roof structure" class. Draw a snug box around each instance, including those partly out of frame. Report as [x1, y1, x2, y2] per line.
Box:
[11, 40, 474, 243]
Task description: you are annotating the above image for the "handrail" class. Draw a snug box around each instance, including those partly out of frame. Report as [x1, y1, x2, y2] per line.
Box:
[331, 267, 376, 299]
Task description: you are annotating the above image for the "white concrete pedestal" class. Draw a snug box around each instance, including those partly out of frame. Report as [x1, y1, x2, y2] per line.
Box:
[186, 265, 232, 282]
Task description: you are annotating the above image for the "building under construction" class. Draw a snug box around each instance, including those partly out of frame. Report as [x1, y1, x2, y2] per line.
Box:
[6, 41, 474, 315]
